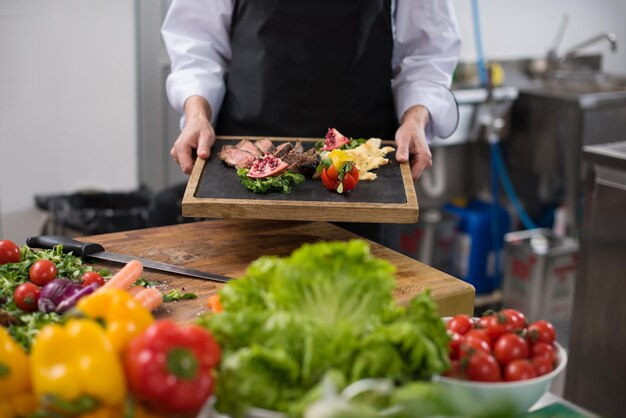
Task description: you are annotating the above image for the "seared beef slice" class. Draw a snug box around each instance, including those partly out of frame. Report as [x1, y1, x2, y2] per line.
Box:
[282, 144, 320, 177]
[255, 138, 275, 154]
[236, 140, 263, 156]
[273, 142, 293, 158]
[219, 145, 257, 169]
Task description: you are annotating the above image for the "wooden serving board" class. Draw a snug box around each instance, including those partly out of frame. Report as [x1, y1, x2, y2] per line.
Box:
[80, 220, 475, 322]
[182, 136, 419, 223]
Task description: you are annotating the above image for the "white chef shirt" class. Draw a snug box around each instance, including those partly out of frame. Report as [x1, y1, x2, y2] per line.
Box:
[162, 0, 461, 139]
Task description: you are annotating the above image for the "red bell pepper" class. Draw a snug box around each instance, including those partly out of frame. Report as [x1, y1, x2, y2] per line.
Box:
[123, 320, 221, 414]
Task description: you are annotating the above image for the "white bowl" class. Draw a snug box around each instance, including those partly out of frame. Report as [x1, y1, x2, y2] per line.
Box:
[434, 342, 567, 414]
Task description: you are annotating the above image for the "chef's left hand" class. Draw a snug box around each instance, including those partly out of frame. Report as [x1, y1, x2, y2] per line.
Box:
[395, 105, 432, 181]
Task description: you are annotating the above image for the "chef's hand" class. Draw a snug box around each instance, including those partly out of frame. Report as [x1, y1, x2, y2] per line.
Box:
[171, 96, 215, 175]
[395, 105, 432, 181]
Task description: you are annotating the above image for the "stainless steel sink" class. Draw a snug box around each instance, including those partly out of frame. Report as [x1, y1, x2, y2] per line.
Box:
[546, 71, 625, 89]
[509, 71, 626, 237]
[522, 73, 626, 108]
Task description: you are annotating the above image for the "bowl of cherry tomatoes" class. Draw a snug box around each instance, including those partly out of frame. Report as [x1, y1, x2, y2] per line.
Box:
[434, 309, 567, 414]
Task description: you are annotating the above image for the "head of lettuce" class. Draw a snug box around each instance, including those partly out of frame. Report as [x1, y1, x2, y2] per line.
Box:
[198, 240, 450, 418]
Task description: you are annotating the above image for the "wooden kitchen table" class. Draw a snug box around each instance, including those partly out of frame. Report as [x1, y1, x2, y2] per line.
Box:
[81, 219, 475, 321]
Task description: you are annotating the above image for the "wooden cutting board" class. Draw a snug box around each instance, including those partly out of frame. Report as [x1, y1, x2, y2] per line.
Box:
[182, 136, 419, 224]
[80, 219, 475, 321]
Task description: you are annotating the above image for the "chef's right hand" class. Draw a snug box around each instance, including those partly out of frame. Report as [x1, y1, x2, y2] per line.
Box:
[171, 96, 215, 175]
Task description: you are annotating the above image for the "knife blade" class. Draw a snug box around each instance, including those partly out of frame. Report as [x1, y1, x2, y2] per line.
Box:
[26, 235, 230, 283]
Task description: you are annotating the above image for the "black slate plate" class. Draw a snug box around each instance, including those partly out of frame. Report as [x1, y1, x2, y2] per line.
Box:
[195, 139, 406, 204]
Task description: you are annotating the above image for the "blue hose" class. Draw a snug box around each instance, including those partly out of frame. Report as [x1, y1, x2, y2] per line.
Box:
[471, 0, 489, 87]
[490, 141, 501, 286]
[471, 0, 537, 289]
[491, 142, 538, 230]
[471, 0, 536, 230]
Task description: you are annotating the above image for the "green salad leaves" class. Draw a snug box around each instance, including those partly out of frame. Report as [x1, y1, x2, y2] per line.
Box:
[0, 245, 109, 350]
[237, 168, 305, 194]
[314, 138, 368, 152]
[198, 240, 450, 418]
[302, 378, 516, 418]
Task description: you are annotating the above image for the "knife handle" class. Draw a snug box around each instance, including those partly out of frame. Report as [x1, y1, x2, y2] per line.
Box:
[26, 235, 105, 257]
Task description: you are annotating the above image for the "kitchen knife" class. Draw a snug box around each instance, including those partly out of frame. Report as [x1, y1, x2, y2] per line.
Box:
[26, 235, 230, 283]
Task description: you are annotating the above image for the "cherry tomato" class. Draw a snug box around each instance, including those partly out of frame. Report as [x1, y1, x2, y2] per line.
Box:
[346, 163, 359, 182]
[531, 357, 554, 376]
[527, 320, 556, 345]
[501, 309, 527, 332]
[29, 259, 57, 286]
[530, 342, 557, 365]
[81, 271, 105, 288]
[504, 359, 537, 381]
[327, 164, 340, 180]
[443, 359, 462, 378]
[494, 333, 529, 366]
[321, 167, 339, 190]
[459, 338, 491, 359]
[477, 315, 507, 343]
[465, 352, 501, 382]
[447, 314, 473, 335]
[448, 331, 463, 359]
[13, 282, 40, 312]
[0, 240, 21, 265]
[321, 162, 359, 193]
[340, 172, 358, 193]
[465, 328, 493, 348]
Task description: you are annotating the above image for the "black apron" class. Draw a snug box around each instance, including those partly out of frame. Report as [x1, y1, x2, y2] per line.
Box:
[217, 0, 397, 140]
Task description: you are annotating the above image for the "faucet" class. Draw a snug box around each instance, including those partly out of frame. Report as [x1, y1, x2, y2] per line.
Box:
[557, 32, 618, 63]
[543, 16, 618, 77]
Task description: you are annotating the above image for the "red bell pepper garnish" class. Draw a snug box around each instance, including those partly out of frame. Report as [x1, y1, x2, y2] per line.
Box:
[123, 320, 221, 414]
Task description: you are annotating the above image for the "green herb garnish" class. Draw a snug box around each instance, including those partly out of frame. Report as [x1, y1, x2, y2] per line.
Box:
[163, 289, 198, 303]
[315, 138, 367, 152]
[132, 278, 161, 288]
[237, 169, 305, 194]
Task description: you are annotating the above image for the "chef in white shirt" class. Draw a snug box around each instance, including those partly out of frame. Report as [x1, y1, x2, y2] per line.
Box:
[162, 0, 460, 181]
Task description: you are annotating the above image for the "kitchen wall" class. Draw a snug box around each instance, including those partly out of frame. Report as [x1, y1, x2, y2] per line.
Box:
[453, 0, 626, 74]
[0, 1, 138, 242]
[1, 1, 624, 243]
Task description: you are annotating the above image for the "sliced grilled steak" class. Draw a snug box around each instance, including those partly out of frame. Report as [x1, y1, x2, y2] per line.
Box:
[298, 148, 321, 176]
[292, 140, 304, 154]
[279, 140, 305, 167]
[282, 146, 320, 177]
[219, 145, 257, 169]
[236, 140, 263, 156]
[255, 138, 275, 155]
[273, 142, 293, 158]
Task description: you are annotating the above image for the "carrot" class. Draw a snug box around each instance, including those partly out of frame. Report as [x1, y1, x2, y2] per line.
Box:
[100, 259, 143, 291]
[133, 287, 163, 312]
[127, 286, 145, 296]
[207, 294, 223, 313]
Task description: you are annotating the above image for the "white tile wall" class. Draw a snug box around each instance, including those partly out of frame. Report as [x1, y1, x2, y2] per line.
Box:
[0, 1, 138, 242]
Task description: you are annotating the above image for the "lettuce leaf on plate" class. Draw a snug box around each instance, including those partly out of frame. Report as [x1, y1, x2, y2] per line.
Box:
[237, 168, 304, 194]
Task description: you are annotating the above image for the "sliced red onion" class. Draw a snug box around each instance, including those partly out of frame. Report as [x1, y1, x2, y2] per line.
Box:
[55, 282, 99, 314]
[38, 278, 83, 313]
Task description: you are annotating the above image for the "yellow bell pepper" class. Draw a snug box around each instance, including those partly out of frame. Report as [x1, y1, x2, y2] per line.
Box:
[329, 148, 352, 170]
[77, 288, 154, 353]
[31, 319, 126, 415]
[0, 328, 37, 418]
